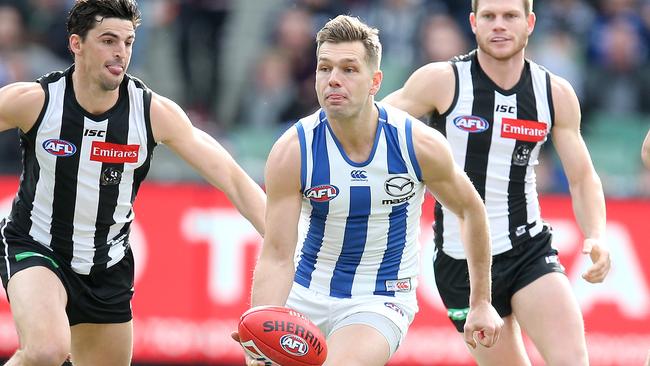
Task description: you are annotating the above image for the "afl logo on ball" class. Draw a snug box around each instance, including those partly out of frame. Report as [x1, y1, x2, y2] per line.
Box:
[280, 334, 309, 356]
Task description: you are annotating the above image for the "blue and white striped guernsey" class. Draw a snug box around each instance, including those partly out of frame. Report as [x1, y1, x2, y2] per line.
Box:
[293, 102, 425, 299]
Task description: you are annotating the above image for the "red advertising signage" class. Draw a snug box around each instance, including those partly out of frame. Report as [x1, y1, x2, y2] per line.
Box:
[0, 178, 647, 365]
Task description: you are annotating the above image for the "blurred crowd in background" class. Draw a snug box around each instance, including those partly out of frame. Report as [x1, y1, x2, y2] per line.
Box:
[0, 0, 649, 197]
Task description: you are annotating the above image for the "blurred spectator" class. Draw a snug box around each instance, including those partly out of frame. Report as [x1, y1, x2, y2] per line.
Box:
[418, 13, 469, 64]
[176, 0, 232, 124]
[0, 3, 67, 174]
[24, 0, 71, 61]
[582, 15, 650, 121]
[535, 0, 596, 39]
[363, 0, 425, 97]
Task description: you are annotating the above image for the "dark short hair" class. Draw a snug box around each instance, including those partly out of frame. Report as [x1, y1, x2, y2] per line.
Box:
[472, 0, 533, 16]
[316, 15, 382, 70]
[67, 0, 141, 40]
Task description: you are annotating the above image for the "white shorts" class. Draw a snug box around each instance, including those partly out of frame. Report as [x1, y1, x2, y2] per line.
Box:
[285, 282, 418, 356]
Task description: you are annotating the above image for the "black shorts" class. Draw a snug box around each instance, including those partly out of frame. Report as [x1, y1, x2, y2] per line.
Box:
[434, 227, 565, 332]
[0, 221, 134, 325]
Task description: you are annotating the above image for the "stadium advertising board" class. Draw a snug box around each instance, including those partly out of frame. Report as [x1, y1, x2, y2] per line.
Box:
[0, 178, 647, 365]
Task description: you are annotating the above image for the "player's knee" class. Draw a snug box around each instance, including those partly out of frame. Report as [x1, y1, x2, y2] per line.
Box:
[20, 342, 70, 366]
[544, 348, 588, 366]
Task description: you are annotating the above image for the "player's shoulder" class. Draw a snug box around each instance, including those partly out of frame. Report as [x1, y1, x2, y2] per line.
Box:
[378, 101, 421, 126]
[0, 81, 46, 131]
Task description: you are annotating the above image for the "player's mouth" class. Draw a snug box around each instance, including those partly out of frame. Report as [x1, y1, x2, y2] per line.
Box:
[326, 93, 346, 102]
[490, 36, 511, 43]
[106, 64, 124, 76]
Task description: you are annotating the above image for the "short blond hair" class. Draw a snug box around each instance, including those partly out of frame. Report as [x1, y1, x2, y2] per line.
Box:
[316, 15, 382, 69]
[472, 0, 533, 15]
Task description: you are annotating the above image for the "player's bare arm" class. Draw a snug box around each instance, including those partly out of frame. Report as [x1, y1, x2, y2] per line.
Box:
[411, 120, 503, 348]
[642, 129, 650, 169]
[150, 94, 266, 236]
[250, 129, 303, 307]
[0, 82, 45, 133]
[382, 62, 455, 119]
[550, 75, 609, 283]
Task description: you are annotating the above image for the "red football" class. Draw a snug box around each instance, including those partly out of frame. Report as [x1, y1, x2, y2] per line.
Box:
[238, 306, 327, 366]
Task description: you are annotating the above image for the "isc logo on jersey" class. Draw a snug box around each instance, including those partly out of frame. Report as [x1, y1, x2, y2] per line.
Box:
[453, 115, 489, 133]
[279, 334, 309, 356]
[304, 185, 339, 202]
[42, 139, 77, 157]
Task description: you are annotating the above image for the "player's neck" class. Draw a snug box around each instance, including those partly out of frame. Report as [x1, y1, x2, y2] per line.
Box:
[476, 48, 526, 90]
[327, 103, 379, 163]
[71, 69, 121, 116]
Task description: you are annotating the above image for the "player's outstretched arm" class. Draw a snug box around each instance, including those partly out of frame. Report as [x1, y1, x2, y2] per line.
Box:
[250, 128, 302, 307]
[150, 94, 266, 236]
[0, 82, 45, 133]
[642, 128, 650, 169]
[411, 120, 503, 349]
[382, 62, 454, 119]
[550, 75, 609, 283]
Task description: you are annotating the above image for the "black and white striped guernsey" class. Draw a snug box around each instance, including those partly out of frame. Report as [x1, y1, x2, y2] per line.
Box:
[5, 66, 156, 274]
[431, 51, 554, 259]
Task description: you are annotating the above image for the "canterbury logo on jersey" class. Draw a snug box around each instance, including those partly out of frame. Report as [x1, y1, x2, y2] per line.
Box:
[90, 141, 139, 163]
[304, 184, 339, 202]
[501, 118, 547, 142]
[42, 139, 77, 157]
[453, 115, 489, 133]
[350, 170, 367, 181]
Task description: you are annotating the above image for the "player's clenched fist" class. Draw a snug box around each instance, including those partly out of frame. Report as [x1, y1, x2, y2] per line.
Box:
[463, 301, 503, 349]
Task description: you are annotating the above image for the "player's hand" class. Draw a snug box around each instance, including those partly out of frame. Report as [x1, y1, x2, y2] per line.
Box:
[581, 238, 610, 283]
[463, 301, 503, 349]
[231, 331, 273, 366]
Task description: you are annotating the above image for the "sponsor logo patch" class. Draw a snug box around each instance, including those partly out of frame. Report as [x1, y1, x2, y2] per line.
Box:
[90, 141, 139, 163]
[384, 302, 406, 317]
[383, 176, 415, 205]
[305, 185, 339, 202]
[501, 118, 547, 142]
[453, 115, 489, 133]
[350, 170, 367, 181]
[280, 334, 309, 356]
[385, 278, 412, 292]
[42, 139, 77, 157]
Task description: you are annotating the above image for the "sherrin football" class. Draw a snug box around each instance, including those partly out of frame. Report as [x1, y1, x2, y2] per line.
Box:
[238, 306, 327, 366]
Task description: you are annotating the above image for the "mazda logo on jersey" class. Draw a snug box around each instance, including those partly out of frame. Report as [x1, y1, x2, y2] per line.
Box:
[42, 139, 77, 157]
[453, 115, 489, 133]
[304, 184, 339, 202]
[384, 176, 414, 198]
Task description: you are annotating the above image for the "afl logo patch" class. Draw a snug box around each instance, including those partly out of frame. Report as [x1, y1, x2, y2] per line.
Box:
[453, 115, 489, 133]
[305, 184, 339, 202]
[42, 139, 77, 157]
[279, 334, 309, 356]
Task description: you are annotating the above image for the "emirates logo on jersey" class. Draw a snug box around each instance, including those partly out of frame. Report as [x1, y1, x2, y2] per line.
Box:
[501, 118, 548, 142]
[90, 141, 140, 163]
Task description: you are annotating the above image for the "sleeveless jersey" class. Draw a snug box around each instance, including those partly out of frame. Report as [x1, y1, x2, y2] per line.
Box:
[5, 66, 156, 275]
[431, 51, 554, 258]
[294, 102, 425, 299]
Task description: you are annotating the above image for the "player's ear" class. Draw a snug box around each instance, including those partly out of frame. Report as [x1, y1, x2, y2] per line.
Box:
[69, 34, 82, 56]
[527, 12, 536, 35]
[469, 12, 477, 34]
[370, 70, 383, 96]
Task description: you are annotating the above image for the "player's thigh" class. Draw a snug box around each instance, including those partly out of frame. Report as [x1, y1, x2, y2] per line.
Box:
[70, 321, 133, 366]
[325, 323, 390, 366]
[467, 315, 531, 366]
[512, 272, 588, 365]
[7, 266, 70, 349]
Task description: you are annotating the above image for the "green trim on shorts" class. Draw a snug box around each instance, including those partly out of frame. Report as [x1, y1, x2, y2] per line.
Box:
[15, 251, 59, 269]
[447, 307, 470, 321]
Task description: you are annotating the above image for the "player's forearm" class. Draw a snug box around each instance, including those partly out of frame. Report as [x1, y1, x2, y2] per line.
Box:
[460, 206, 493, 305]
[225, 169, 266, 237]
[569, 172, 606, 241]
[251, 255, 294, 307]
